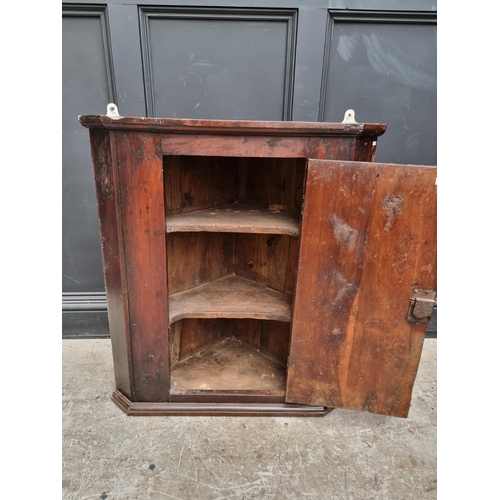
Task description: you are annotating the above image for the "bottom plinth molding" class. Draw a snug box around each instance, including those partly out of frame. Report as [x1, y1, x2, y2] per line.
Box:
[111, 390, 333, 417]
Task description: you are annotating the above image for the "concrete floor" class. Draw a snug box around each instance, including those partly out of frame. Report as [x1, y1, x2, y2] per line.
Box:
[62, 339, 436, 500]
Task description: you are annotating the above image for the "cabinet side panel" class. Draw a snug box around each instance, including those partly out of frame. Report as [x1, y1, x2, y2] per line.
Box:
[353, 135, 380, 162]
[89, 130, 133, 398]
[115, 131, 170, 402]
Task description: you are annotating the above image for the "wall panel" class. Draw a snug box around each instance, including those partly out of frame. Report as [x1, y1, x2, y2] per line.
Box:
[62, 6, 116, 293]
[320, 11, 437, 165]
[140, 8, 297, 120]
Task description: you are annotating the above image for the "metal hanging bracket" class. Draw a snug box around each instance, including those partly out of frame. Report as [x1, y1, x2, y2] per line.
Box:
[106, 103, 121, 119]
[341, 109, 357, 124]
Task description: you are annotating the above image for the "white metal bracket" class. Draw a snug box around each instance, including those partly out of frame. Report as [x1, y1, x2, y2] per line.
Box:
[106, 103, 121, 119]
[341, 109, 357, 124]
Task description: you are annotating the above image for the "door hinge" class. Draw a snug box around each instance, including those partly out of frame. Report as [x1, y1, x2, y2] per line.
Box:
[406, 289, 436, 325]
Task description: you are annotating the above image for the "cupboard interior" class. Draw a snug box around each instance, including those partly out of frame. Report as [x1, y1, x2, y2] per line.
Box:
[164, 155, 307, 399]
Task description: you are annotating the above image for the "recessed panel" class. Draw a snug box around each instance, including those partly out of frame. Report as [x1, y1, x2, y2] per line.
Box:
[62, 12, 114, 292]
[323, 20, 436, 165]
[145, 16, 290, 120]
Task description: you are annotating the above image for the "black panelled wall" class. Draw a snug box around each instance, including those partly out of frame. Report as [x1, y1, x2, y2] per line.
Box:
[62, 0, 437, 338]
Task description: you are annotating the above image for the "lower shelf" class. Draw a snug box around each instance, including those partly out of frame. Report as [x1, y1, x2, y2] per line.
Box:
[112, 390, 332, 417]
[171, 336, 286, 395]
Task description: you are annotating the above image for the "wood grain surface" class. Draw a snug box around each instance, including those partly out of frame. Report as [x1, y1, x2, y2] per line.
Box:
[83, 115, 400, 415]
[286, 160, 437, 417]
[169, 275, 292, 324]
[79, 114, 387, 137]
[115, 131, 170, 402]
[167, 204, 300, 236]
[112, 390, 331, 417]
[89, 130, 133, 399]
[170, 336, 286, 394]
[163, 155, 237, 216]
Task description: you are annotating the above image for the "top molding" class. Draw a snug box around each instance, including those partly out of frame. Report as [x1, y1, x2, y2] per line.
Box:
[78, 114, 387, 137]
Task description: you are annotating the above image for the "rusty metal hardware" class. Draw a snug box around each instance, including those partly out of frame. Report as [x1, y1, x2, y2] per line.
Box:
[406, 289, 436, 324]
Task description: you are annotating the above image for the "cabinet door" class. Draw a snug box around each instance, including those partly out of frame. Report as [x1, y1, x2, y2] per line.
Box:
[286, 160, 436, 417]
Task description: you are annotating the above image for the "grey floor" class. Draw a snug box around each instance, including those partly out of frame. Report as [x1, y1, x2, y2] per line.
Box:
[62, 339, 437, 500]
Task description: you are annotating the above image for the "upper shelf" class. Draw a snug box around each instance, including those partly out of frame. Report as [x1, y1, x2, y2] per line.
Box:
[166, 204, 300, 236]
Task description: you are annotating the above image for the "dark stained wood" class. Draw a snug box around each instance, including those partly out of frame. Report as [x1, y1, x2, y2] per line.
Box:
[171, 319, 234, 367]
[112, 390, 332, 417]
[177, 318, 224, 364]
[166, 232, 234, 294]
[161, 135, 376, 161]
[82, 113, 405, 418]
[89, 130, 133, 399]
[170, 392, 286, 404]
[293, 158, 306, 213]
[229, 319, 261, 352]
[262, 321, 291, 366]
[307, 136, 355, 160]
[115, 131, 170, 402]
[79, 114, 387, 137]
[167, 204, 300, 236]
[234, 234, 294, 293]
[170, 336, 286, 394]
[284, 236, 300, 295]
[230, 319, 290, 366]
[339, 163, 437, 417]
[171, 318, 289, 373]
[169, 320, 181, 367]
[163, 155, 237, 216]
[163, 134, 311, 159]
[353, 135, 381, 162]
[286, 159, 377, 408]
[286, 160, 437, 417]
[236, 158, 306, 213]
[169, 275, 292, 324]
[167, 233, 212, 293]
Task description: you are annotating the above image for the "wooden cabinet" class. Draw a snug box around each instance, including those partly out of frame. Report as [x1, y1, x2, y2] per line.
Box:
[79, 108, 436, 418]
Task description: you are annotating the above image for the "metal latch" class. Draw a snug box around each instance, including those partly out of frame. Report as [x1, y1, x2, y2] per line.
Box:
[406, 289, 436, 324]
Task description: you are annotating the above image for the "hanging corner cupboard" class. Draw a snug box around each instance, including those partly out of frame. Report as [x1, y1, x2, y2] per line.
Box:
[79, 106, 436, 418]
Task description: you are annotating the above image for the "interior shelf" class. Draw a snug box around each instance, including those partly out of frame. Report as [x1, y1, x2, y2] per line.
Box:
[168, 275, 292, 324]
[170, 336, 286, 395]
[166, 204, 300, 236]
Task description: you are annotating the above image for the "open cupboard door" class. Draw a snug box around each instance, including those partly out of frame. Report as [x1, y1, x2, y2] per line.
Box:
[286, 160, 436, 417]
